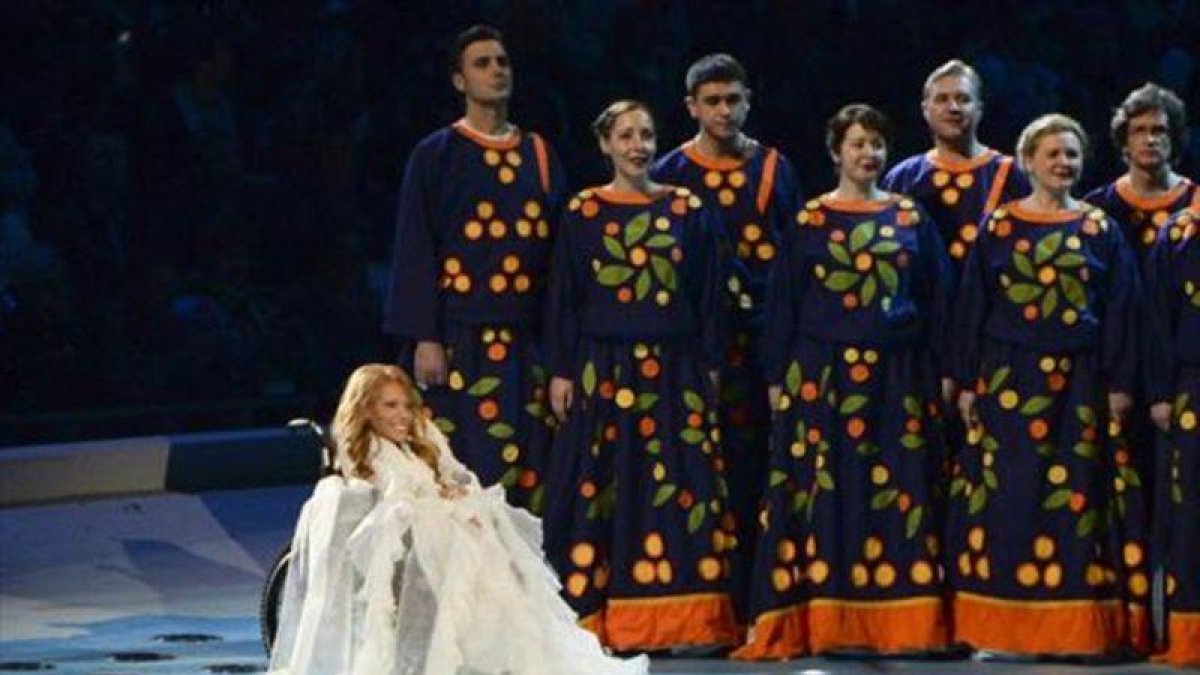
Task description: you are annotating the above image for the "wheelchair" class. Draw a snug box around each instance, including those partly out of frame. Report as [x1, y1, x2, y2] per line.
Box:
[259, 418, 339, 653]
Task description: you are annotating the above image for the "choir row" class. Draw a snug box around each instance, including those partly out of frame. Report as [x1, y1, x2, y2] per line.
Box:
[381, 25, 1198, 666]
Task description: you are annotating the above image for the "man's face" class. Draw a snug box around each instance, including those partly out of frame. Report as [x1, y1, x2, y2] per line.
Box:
[922, 74, 981, 144]
[453, 39, 511, 106]
[1124, 109, 1172, 172]
[686, 80, 750, 142]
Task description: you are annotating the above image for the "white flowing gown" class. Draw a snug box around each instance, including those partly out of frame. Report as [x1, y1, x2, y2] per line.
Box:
[268, 421, 648, 675]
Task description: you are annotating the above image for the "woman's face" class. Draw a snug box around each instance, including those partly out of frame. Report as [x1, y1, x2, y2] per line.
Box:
[368, 380, 415, 444]
[600, 108, 656, 183]
[1026, 130, 1083, 197]
[834, 122, 887, 187]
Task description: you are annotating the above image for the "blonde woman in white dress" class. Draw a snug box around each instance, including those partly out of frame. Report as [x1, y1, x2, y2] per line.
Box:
[269, 363, 648, 675]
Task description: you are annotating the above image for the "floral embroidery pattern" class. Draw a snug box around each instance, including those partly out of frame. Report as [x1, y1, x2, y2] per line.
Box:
[999, 230, 1090, 325]
[803, 200, 918, 311]
[590, 211, 681, 306]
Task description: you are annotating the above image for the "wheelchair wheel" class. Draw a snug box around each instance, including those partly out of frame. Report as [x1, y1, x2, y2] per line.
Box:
[259, 544, 293, 653]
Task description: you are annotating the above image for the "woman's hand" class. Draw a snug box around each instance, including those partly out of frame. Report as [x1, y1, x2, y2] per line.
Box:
[1150, 401, 1173, 432]
[957, 390, 978, 426]
[708, 370, 721, 401]
[414, 341, 448, 387]
[549, 376, 574, 422]
[767, 385, 782, 413]
[1108, 391, 1133, 424]
[439, 483, 468, 499]
[941, 378, 958, 409]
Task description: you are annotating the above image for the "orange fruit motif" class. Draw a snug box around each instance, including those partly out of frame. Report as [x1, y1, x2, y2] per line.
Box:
[629, 247, 648, 267]
[638, 416, 656, 438]
[1028, 418, 1049, 440]
[518, 469, 538, 488]
[1068, 492, 1087, 513]
[854, 253, 873, 271]
[800, 382, 819, 401]
[581, 200, 600, 218]
[640, 358, 661, 379]
[477, 399, 500, 420]
[617, 287, 634, 303]
[847, 417, 867, 438]
[849, 364, 871, 383]
[671, 199, 688, 215]
[604, 221, 620, 237]
[486, 342, 508, 362]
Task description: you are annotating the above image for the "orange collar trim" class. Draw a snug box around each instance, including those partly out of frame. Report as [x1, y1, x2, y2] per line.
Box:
[1007, 201, 1088, 224]
[1114, 175, 1193, 211]
[819, 192, 899, 213]
[452, 119, 522, 150]
[591, 185, 674, 205]
[681, 140, 750, 171]
[925, 147, 1000, 172]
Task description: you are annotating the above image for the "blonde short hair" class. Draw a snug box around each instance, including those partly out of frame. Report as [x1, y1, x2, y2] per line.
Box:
[1015, 113, 1088, 173]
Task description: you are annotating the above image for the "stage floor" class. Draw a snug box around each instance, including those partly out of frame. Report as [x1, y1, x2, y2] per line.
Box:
[0, 486, 1186, 674]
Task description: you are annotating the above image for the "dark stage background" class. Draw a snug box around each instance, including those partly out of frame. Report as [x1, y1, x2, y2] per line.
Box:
[2, 0, 1197, 445]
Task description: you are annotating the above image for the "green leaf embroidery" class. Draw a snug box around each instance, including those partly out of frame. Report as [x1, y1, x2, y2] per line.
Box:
[1034, 231, 1064, 264]
[1076, 509, 1098, 537]
[871, 488, 899, 509]
[468, 376, 502, 396]
[581, 362, 596, 396]
[1020, 395, 1052, 415]
[634, 269, 652, 300]
[1043, 488, 1071, 509]
[870, 241, 902, 254]
[861, 275, 878, 306]
[968, 487, 988, 514]
[1059, 274, 1086, 308]
[826, 270, 860, 292]
[687, 503, 707, 533]
[487, 422, 515, 439]
[1006, 283, 1042, 303]
[987, 367, 1011, 394]
[635, 392, 659, 411]
[906, 506, 923, 538]
[680, 428, 705, 444]
[1073, 442, 1097, 459]
[603, 236, 626, 260]
[653, 484, 677, 506]
[1040, 287, 1059, 317]
[849, 221, 877, 253]
[828, 241, 851, 265]
[1076, 405, 1096, 425]
[816, 470, 835, 490]
[876, 259, 899, 293]
[1057, 252, 1086, 267]
[785, 362, 802, 396]
[839, 394, 869, 415]
[1013, 251, 1034, 278]
[683, 390, 705, 412]
[770, 470, 789, 488]
[644, 233, 675, 249]
[625, 211, 650, 247]
[650, 255, 676, 290]
[596, 265, 635, 286]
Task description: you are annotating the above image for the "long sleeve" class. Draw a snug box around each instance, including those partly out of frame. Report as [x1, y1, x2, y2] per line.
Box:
[913, 205, 956, 378]
[762, 215, 807, 384]
[543, 210, 582, 378]
[1100, 219, 1139, 394]
[382, 136, 445, 342]
[687, 207, 730, 373]
[951, 223, 992, 384]
[1143, 233, 1177, 403]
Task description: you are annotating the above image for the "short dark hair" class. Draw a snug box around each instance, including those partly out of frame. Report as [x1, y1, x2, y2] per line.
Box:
[1110, 82, 1189, 165]
[825, 103, 893, 154]
[448, 24, 504, 74]
[592, 100, 654, 141]
[685, 53, 748, 95]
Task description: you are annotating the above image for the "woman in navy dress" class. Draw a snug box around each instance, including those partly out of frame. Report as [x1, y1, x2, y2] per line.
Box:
[735, 104, 955, 659]
[949, 114, 1150, 656]
[541, 100, 738, 651]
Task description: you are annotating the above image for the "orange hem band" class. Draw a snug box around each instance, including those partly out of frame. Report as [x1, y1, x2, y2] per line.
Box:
[953, 592, 1135, 654]
[584, 592, 739, 651]
[730, 604, 808, 660]
[1156, 611, 1200, 667]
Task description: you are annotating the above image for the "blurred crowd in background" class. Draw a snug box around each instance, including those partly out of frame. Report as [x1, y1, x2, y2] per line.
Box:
[2, 0, 1197, 444]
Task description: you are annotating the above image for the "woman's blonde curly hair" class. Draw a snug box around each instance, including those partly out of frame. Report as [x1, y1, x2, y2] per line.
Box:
[333, 364, 441, 480]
